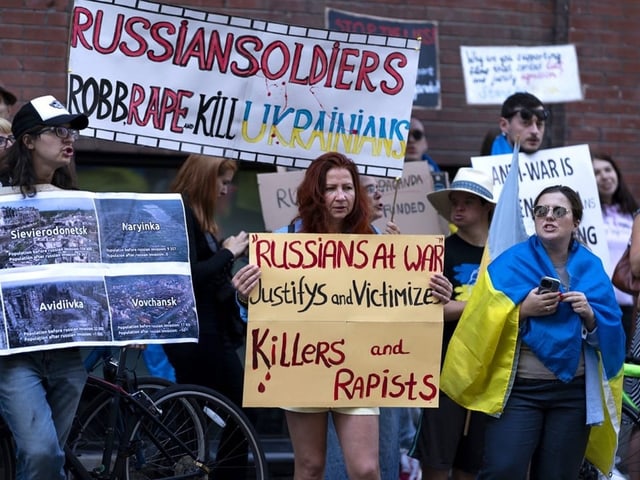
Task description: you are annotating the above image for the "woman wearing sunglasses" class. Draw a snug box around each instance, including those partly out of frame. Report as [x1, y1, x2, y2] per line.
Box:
[441, 185, 625, 479]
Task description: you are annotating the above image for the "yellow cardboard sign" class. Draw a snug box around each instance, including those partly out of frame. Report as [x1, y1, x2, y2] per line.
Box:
[243, 233, 444, 407]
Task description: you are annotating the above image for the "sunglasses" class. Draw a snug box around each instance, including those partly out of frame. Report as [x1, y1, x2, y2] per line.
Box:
[409, 130, 425, 141]
[0, 135, 14, 149]
[505, 108, 550, 123]
[533, 205, 571, 219]
[364, 184, 380, 195]
[38, 126, 80, 141]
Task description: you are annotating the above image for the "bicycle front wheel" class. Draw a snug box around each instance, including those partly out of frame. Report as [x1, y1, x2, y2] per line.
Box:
[67, 375, 173, 476]
[126, 384, 268, 480]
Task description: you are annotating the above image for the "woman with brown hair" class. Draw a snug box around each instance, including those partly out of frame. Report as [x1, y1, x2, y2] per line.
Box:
[163, 154, 249, 478]
[233, 152, 451, 480]
[236, 152, 379, 480]
[592, 152, 638, 340]
[164, 153, 248, 392]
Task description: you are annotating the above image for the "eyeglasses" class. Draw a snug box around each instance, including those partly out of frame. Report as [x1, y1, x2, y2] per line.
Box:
[0, 135, 14, 149]
[38, 126, 80, 141]
[533, 205, 571, 219]
[364, 184, 380, 195]
[409, 130, 425, 141]
[505, 108, 550, 123]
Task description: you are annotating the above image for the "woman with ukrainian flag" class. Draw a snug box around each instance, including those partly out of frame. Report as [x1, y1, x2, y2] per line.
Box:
[441, 184, 625, 479]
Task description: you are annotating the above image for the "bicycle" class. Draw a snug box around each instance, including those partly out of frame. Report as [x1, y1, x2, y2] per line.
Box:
[0, 346, 166, 480]
[65, 346, 269, 479]
[0, 346, 268, 480]
[66, 346, 175, 478]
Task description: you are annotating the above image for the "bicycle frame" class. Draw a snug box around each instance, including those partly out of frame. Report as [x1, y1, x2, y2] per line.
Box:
[65, 348, 209, 479]
[623, 361, 640, 412]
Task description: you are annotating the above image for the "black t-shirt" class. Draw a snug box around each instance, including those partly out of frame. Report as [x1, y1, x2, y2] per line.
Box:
[442, 233, 484, 358]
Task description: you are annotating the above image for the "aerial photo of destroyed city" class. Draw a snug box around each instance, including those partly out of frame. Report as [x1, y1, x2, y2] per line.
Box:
[0, 197, 99, 268]
[94, 196, 189, 264]
[2, 277, 109, 349]
[106, 273, 198, 342]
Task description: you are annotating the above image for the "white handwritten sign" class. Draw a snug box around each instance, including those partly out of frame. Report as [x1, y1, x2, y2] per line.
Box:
[471, 144, 608, 268]
[460, 45, 582, 104]
[68, 0, 421, 177]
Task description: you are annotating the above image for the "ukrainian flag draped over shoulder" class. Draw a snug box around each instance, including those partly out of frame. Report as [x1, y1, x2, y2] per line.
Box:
[439, 136, 528, 412]
[439, 260, 520, 412]
[440, 237, 625, 472]
[440, 139, 625, 475]
[442, 236, 623, 404]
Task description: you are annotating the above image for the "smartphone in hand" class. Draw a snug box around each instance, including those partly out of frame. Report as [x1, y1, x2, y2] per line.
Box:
[538, 276, 561, 294]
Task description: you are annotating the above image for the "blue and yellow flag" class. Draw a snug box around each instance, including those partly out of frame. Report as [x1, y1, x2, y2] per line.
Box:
[440, 141, 625, 476]
[440, 141, 526, 412]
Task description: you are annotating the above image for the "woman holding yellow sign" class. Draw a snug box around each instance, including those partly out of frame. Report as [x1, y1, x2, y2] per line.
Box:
[234, 152, 452, 480]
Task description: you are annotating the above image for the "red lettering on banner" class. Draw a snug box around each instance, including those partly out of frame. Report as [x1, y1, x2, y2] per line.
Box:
[71, 7, 96, 50]
[261, 41, 290, 80]
[253, 238, 372, 270]
[121, 17, 151, 56]
[402, 243, 443, 272]
[232, 35, 262, 76]
[176, 24, 208, 68]
[125, 84, 191, 131]
[289, 43, 308, 85]
[382, 53, 406, 94]
[370, 339, 408, 356]
[332, 17, 437, 46]
[334, 48, 358, 90]
[419, 374, 438, 401]
[333, 368, 437, 401]
[250, 327, 346, 370]
[70, 7, 408, 96]
[356, 51, 379, 92]
[147, 22, 176, 62]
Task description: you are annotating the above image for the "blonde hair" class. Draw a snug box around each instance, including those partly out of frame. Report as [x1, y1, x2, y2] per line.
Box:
[0, 118, 11, 135]
[171, 154, 237, 235]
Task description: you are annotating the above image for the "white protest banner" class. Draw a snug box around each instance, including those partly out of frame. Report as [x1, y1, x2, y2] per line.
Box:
[257, 162, 446, 234]
[471, 144, 608, 267]
[68, 0, 421, 178]
[243, 233, 444, 407]
[460, 45, 582, 105]
[0, 189, 198, 354]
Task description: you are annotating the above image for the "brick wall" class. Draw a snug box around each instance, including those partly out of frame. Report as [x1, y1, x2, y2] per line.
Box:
[1, 0, 639, 195]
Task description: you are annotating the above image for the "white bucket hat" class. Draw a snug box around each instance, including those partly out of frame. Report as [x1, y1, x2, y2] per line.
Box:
[427, 168, 496, 219]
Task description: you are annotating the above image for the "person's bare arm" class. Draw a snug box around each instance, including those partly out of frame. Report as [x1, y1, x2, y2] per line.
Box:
[443, 300, 466, 322]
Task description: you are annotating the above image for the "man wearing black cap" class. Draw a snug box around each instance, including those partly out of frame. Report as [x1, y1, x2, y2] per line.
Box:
[0, 85, 17, 120]
[0, 94, 89, 479]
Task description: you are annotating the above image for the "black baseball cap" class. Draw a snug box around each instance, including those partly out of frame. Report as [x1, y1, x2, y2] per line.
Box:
[11, 95, 88, 139]
[0, 86, 16, 106]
